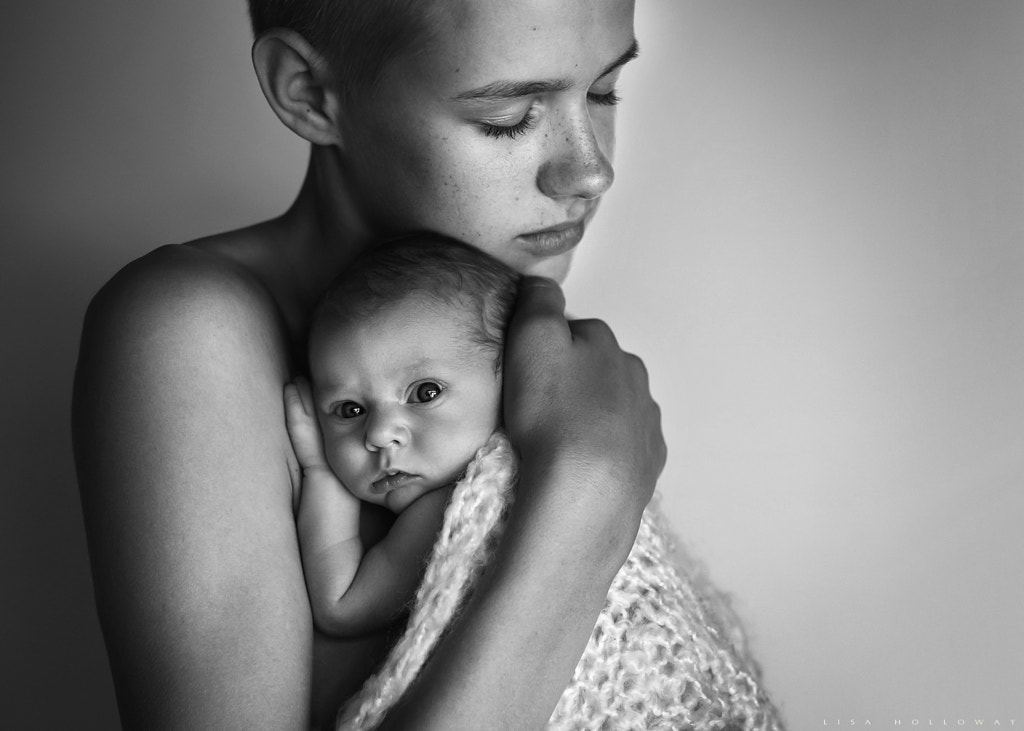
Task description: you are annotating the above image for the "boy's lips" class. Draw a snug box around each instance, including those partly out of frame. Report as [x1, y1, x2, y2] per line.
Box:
[516, 218, 586, 258]
[371, 470, 418, 493]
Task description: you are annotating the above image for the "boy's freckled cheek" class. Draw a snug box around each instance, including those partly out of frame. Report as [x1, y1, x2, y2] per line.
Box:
[402, 148, 440, 185]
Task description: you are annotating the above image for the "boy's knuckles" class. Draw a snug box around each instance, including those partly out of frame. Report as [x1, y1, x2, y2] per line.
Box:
[568, 317, 615, 342]
[626, 353, 650, 385]
[508, 313, 568, 347]
[517, 275, 565, 301]
[512, 282, 567, 322]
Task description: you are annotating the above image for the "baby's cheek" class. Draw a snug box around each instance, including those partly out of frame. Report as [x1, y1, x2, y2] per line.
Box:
[324, 440, 357, 483]
[432, 420, 478, 464]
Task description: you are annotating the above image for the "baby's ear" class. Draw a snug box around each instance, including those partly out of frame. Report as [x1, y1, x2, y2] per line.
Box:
[251, 29, 343, 146]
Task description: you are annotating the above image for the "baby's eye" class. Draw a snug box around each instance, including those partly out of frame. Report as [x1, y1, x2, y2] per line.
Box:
[334, 401, 365, 419]
[410, 381, 444, 403]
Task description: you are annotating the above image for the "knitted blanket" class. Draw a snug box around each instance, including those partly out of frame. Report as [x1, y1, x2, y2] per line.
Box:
[337, 433, 786, 730]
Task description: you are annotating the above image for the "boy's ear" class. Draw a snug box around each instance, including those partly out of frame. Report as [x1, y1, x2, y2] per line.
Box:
[252, 29, 343, 147]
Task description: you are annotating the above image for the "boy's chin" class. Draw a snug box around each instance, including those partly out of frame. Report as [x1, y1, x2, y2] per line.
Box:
[525, 251, 575, 283]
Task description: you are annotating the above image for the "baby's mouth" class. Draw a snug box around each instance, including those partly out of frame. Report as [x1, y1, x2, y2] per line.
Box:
[371, 470, 417, 493]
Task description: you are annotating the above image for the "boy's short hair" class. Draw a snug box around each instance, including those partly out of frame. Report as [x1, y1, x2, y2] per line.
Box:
[312, 234, 521, 369]
[247, 0, 442, 97]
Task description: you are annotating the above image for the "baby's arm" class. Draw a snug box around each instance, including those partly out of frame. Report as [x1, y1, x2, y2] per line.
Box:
[321, 486, 451, 636]
[285, 380, 448, 637]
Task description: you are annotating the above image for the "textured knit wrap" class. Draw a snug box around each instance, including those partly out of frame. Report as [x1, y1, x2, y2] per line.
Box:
[337, 433, 786, 731]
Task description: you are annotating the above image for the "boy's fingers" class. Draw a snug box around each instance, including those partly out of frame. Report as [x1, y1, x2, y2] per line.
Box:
[567, 317, 619, 347]
[509, 277, 570, 342]
[512, 277, 567, 321]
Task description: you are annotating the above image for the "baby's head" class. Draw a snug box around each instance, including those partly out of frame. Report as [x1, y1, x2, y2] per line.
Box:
[308, 235, 520, 512]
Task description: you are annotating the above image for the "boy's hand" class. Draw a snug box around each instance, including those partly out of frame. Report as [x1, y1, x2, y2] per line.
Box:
[284, 377, 332, 475]
[503, 277, 666, 515]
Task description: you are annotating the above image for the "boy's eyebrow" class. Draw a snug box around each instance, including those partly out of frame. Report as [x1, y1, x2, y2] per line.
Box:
[453, 39, 640, 102]
[600, 39, 641, 78]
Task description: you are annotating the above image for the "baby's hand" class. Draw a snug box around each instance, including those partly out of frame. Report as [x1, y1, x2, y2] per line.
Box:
[284, 377, 332, 475]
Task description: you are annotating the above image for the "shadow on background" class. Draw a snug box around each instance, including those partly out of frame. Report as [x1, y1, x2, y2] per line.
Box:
[2, 4, 304, 725]
[3, 237, 122, 727]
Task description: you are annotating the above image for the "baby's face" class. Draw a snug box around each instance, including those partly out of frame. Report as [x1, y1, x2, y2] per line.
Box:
[310, 297, 502, 513]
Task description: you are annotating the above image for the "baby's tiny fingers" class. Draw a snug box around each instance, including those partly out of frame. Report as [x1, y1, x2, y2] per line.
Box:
[284, 383, 302, 417]
[284, 381, 321, 453]
[293, 377, 316, 416]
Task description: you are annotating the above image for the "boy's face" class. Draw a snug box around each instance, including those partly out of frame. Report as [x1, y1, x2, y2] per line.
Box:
[335, 0, 637, 283]
[310, 297, 502, 513]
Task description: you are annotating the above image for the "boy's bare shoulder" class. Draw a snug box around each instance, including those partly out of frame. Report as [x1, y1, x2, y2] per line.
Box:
[75, 240, 296, 445]
[74, 239, 301, 506]
[87, 242, 280, 333]
[73, 240, 309, 725]
[79, 239, 296, 377]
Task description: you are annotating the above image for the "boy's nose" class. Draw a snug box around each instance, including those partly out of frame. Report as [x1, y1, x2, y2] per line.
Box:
[537, 112, 614, 201]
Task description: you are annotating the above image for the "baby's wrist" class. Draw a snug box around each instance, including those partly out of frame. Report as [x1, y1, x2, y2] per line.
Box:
[299, 463, 340, 486]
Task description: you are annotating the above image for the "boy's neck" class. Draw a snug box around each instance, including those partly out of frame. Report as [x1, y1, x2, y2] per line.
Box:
[275, 146, 376, 310]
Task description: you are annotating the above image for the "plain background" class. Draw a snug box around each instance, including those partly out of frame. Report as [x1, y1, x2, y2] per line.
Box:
[2, 1, 1021, 727]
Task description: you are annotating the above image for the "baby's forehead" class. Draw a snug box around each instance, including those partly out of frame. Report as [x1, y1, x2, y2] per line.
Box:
[315, 292, 480, 348]
[308, 293, 501, 393]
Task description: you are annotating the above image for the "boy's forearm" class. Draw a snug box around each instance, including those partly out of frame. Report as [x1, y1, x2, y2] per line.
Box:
[379, 459, 641, 731]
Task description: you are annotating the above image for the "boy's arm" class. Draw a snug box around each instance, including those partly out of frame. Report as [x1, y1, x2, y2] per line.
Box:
[378, 278, 666, 731]
[74, 247, 320, 730]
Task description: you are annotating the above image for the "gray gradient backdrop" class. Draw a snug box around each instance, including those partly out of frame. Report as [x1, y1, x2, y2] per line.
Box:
[2, 1, 1021, 727]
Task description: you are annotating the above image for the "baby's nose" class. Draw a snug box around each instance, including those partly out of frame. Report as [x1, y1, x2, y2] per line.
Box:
[364, 407, 408, 451]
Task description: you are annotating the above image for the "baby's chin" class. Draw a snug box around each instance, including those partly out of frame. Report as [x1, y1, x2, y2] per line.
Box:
[383, 490, 417, 514]
[385, 467, 471, 513]
[382, 480, 447, 514]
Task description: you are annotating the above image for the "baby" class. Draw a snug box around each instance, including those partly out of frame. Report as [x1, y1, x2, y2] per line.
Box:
[284, 234, 519, 637]
[287, 236, 785, 730]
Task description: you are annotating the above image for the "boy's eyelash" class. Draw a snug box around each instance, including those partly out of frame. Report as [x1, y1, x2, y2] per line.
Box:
[588, 89, 621, 106]
[481, 109, 539, 140]
[480, 90, 620, 140]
